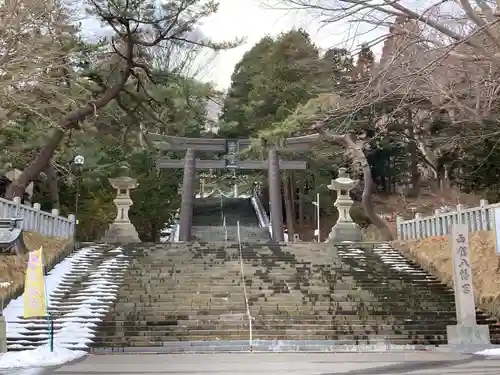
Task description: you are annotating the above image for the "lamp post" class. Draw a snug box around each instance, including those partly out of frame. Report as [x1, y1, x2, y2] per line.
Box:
[312, 193, 320, 242]
[71, 155, 84, 243]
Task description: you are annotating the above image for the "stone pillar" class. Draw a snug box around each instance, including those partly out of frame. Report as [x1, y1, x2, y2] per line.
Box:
[327, 168, 362, 242]
[446, 223, 490, 345]
[179, 148, 196, 242]
[0, 315, 6, 353]
[102, 166, 141, 243]
[268, 148, 284, 242]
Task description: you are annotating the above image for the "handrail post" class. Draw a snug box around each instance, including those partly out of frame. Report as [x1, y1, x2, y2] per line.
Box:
[224, 216, 227, 243]
[237, 220, 253, 351]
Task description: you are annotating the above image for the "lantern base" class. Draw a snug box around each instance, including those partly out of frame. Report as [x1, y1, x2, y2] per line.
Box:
[327, 222, 362, 243]
[102, 222, 141, 244]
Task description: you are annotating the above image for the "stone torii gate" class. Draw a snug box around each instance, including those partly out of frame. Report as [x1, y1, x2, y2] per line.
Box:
[146, 133, 316, 242]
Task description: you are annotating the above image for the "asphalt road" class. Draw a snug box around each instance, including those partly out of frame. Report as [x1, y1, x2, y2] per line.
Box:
[51, 352, 500, 375]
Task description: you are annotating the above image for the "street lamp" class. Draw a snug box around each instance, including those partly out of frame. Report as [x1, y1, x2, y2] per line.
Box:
[311, 193, 320, 242]
[71, 155, 84, 243]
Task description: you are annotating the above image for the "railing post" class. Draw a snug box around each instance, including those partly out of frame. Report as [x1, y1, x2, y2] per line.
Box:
[396, 215, 403, 240]
[68, 214, 76, 241]
[12, 197, 21, 218]
[32, 203, 41, 233]
[479, 199, 490, 231]
[0, 198, 6, 217]
[49, 317, 54, 352]
[414, 213, 423, 240]
[51, 209, 59, 237]
[456, 204, 466, 228]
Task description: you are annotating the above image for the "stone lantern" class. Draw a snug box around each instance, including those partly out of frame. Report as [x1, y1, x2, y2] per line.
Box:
[327, 168, 362, 242]
[102, 166, 141, 243]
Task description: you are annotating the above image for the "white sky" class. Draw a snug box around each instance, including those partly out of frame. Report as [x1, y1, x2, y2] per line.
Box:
[78, 0, 384, 91]
[196, 0, 383, 91]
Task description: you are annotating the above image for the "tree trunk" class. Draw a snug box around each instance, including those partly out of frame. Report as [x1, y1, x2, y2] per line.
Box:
[151, 222, 156, 243]
[407, 110, 420, 197]
[283, 174, 295, 241]
[290, 172, 297, 225]
[5, 64, 132, 199]
[299, 171, 304, 227]
[45, 162, 60, 210]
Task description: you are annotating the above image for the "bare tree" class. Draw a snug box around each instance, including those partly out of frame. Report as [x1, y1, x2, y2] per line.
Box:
[4, 0, 237, 198]
[269, 0, 500, 193]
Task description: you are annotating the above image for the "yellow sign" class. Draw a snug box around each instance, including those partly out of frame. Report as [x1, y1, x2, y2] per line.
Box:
[23, 247, 47, 318]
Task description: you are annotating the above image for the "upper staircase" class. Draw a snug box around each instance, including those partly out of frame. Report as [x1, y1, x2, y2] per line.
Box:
[191, 197, 269, 242]
[92, 241, 500, 352]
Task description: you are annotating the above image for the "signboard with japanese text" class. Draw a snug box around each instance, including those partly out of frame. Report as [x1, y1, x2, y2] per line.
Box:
[450, 224, 477, 326]
[23, 247, 47, 318]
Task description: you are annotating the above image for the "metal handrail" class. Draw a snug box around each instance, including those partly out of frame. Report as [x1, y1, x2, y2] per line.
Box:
[236, 220, 253, 351]
[219, 195, 224, 226]
[224, 216, 227, 243]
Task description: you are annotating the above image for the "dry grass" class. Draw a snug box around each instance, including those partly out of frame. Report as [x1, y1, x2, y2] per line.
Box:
[394, 231, 500, 319]
[0, 232, 72, 304]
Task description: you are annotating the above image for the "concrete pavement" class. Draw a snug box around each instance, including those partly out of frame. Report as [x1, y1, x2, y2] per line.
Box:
[52, 352, 500, 375]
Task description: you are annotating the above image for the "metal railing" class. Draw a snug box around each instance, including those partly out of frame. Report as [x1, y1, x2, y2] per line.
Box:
[219, 195, 224, 226]
[224, 216, 228, 243]
[251, 191, 270, 228]
[236, 220, 253, 351]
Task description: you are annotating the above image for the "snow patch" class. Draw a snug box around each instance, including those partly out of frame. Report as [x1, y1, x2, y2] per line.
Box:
[476, 348, 500, 356]
[3, 243, 130, 355]
[0, 344, 86, 369]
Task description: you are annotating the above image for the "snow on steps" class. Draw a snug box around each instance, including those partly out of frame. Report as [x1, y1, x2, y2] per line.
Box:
[337, 242, 433, 277]
[3, 244, 130, 351]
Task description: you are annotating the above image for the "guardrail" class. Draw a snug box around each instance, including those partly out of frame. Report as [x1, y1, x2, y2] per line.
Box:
[251, 192, 269, 228]
[251, 192, 289, 242]
[396, 199, 493, 241]
[0, 197, 75, 238]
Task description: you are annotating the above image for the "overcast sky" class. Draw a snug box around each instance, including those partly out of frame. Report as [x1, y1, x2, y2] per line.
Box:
[196, 0, 384, 91]
[79, 0, 384, 91]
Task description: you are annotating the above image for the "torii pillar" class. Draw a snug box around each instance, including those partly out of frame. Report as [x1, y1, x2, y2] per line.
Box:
[268, 148, 284, 242]
[178, 148, 196, 242]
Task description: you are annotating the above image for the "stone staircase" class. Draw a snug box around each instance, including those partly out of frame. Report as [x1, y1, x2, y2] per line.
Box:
[222, 198, 259, 226]
[92, 242, 500, 352]
[191, 197, 268, 242]
[192, 198, 224, 227]
[192, 226, 269, 242]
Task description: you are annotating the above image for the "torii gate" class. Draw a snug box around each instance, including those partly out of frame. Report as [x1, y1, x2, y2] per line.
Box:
[146, 133, 317, 242]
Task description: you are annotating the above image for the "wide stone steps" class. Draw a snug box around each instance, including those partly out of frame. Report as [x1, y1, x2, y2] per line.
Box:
[90, 242, 500, 351]
[111, 300, 460, 308]
[91, 322, 480, 332]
